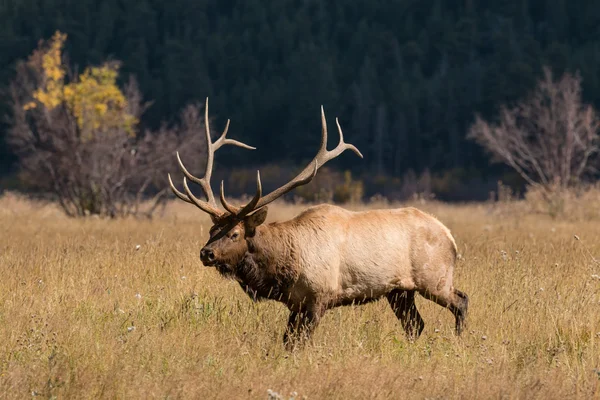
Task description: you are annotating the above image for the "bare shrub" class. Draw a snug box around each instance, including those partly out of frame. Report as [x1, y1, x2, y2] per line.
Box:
[332, 171, 364, 204]
[468, 67, 600, 214]
[293, 167, 338, 203]
[397, 169, 432, 201]
[291, 168, 364, 204]
[7, 32, 206, 218]
[525, 184, 600, 220]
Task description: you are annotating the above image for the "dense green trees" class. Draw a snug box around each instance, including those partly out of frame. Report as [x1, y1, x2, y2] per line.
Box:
[1, 0, 600, 199]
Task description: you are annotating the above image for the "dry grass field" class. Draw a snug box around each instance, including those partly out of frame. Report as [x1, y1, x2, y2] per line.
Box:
[1, 192, 600, 399]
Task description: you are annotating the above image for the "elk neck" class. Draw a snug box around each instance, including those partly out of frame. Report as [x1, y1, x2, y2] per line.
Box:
[233, 222, 300, 304]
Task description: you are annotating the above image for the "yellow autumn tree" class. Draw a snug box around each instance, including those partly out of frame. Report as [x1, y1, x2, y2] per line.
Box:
[24, 31, 137, 141]
[9, 31, 199, 219]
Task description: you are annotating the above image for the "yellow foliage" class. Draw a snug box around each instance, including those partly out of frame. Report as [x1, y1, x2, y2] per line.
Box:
[31, 31, 66, 110]
[25, 31, 137, 140]
[63, 65, 137, 139]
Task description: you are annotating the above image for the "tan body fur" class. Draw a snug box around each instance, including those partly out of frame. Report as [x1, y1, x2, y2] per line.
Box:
[271, 204, 458, 308]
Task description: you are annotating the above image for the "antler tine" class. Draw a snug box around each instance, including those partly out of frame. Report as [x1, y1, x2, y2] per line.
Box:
[182, 177, 223, 215]
[222, 106, 362, 219]
[219, 180, 239, 214]
[171, 151, 221, 217]
[213, 119, 256, 152]
[334, 117, 364, 159]
[317, 105, 328, 158]
[312, 106, 364, 164]
[168, 97, 255, 216]
[219, 171, 263, 217]
[168, 173, 194, 204]
[175, 151, 214, 203]
[200, 97, 217, 205]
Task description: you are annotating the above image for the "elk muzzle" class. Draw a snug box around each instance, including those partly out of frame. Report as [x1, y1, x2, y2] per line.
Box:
[200, 247, 216, 266]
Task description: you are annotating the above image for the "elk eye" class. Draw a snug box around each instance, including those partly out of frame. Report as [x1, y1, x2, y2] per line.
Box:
[231, 232, 239, 240]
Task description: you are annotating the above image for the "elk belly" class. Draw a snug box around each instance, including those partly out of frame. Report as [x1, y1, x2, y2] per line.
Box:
[333, 260, 414, 307]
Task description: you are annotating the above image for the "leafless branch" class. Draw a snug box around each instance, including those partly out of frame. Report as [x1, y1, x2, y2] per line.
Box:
[7, 46, 208, 218]
[468, 66, 600, 194]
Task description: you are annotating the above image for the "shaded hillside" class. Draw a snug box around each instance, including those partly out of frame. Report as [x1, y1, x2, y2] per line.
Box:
[1, 0, 599, 191]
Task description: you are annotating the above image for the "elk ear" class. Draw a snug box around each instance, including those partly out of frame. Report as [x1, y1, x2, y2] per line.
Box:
[245, 207, 268, 232]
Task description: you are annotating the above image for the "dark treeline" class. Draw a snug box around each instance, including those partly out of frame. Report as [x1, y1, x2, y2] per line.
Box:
[1, 0, 600, 198]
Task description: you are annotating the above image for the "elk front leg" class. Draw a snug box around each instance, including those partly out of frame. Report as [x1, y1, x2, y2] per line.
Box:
[283, 308, 323, 351]
[387, 289, 425, 340]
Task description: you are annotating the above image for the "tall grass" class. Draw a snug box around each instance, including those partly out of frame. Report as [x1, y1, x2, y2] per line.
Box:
[1, 193, 599, 399]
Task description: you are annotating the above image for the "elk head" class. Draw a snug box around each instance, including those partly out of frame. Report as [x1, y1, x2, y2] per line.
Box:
[169, 98, 362, 276]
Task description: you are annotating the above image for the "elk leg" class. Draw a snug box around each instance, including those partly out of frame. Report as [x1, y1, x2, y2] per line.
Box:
[283, 308, 323, 351]
[452, 289, 469, 335]
[386, 289, 424, 340]
[283, 311, 300, 349]
[420, 288, 468, 336]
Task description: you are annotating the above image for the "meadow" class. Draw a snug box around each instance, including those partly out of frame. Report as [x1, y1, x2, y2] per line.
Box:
[1, 192, 599, 399]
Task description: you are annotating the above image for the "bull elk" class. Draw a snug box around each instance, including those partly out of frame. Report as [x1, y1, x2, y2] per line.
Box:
[169, 98, 468, 350]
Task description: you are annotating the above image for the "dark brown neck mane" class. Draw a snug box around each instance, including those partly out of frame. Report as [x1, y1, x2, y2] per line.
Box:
[234, 223, 300, 303]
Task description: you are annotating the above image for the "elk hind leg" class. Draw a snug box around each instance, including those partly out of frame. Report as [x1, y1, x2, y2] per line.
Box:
[386, 289, 424, 341]
[421, 288, 468, 336]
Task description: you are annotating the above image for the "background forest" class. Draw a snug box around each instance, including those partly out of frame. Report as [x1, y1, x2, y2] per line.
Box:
[1, 0, 600, 201]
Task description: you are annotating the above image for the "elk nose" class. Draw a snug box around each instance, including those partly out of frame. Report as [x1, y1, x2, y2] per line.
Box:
[200, 248, 215, 263]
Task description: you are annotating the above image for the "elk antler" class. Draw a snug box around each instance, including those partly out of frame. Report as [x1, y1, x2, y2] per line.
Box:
[219, 106, 363, 218]
[168, 98, 255, 217]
